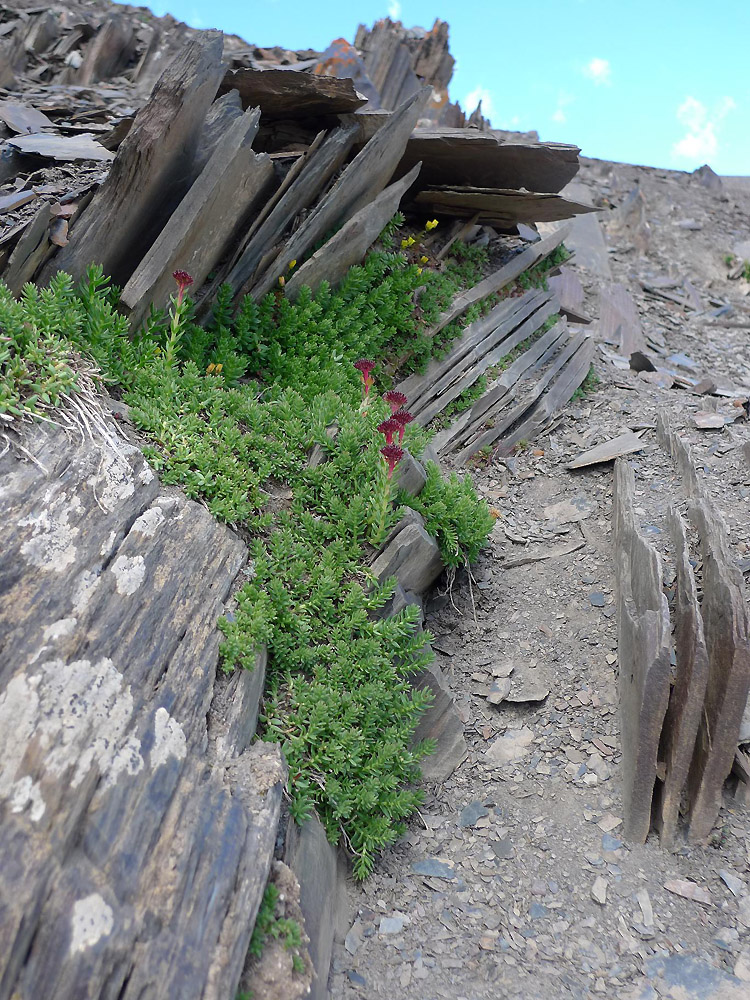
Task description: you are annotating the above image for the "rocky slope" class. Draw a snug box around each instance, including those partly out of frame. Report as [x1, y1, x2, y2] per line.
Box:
[329, 163, 750, 1000]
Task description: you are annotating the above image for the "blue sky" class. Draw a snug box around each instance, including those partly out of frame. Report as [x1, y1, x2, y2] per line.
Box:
[144, 0, 750, 175]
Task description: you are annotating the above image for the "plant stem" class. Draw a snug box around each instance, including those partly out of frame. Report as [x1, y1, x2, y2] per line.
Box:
[369, 463, 393, 548]
[163, 296, 188, 368]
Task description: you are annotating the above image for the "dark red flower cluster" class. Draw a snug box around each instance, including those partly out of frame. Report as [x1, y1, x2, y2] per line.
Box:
[383, 390, 407, 414]
[353, 358, 376, 400]
[391, 409, 414, 444]
[377, 419, 400, 446]
[172, 269, 194, 305]
[380, 443, 404, 479]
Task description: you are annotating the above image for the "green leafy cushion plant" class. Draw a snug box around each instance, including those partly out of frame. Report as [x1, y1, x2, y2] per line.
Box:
[3, 253, 498, 878]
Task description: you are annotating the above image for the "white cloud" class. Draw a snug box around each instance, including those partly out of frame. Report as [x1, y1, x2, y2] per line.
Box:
[464, 86, 495, 121]
[551, 91, 574, 126]
[388, 0, 401, 19]
[673, 95, 736, 161]
[582, 57, 611, 86]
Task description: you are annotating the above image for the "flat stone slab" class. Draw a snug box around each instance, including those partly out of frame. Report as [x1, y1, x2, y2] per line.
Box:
[411, 859, 455, 879]
[568, 432, 645, 469]
[645, 954, 746, 1000]
[218, 67, 366, 118]
[395, 128, 580, 193]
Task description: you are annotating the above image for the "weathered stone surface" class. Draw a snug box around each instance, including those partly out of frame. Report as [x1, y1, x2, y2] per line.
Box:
[286, 162, 421, 299]
[455, 327, 593, 462]
[42, 31, 225, 286]
[374, 584, 465, 781]
[121, 106, 274, 326]
[6, 131, 115, 162]
[217, 123, 358, 306]
[218, 67, 366, 118]
[284, 813, 349, 1000]
[76, 14, 135, 86]
[414, 185, 596, 228]
[613, 459, 672, 842]
[412, 224, 568, 347]
[395, 129, 580, 193]
[645, 954, 746, 1000]
[192, 89, 244, 179]
[208, 648, 267, 760]
[2, 201, 50, 294]
[370, 509, 443, 596]
[598, 282, 645, 356]
[686, 500, 750, 841]
[543, 181, 613, 279]
[568, 431, 645, 470]
[398, 287, 556, 426]
[609, 184, 651, 252]
[656, 410, 702, 498]
[394, 449, 427, 497]
[657, 510, 709, 847]
[251, 88, 429, 299]
[693, 164, 724, 193]
[411, 658, 468, 781]
[0, 420, 283, 1000]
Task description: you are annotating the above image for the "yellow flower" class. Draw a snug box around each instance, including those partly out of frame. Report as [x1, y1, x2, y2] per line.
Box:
[420, 255, 429, 264]
[206, 363, 215, 374]
[416, 267, 423, 275]
[288, 259, 297, 269]
[425, 219, 439, 231]
[215, 363, 223, 374]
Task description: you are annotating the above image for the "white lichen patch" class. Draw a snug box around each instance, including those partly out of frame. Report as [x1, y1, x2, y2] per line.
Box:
[100, 530, 118, 558]
[0, 658, 144, 799]
[0, 673, 42, 805]
[70, 894, 114, 954]
[43, 618, 77, 642]
[139, 463, 155, 485]
[131, 507, 165, 538]
[72, 569, 101, 613]
[103, 733, 145, 789]
[150, 707, 187, 770]
[88, 445, 136, 513]
[110, 554, 146, 596]
[9, 775, 46, 822]
[18, 495, 83, 572]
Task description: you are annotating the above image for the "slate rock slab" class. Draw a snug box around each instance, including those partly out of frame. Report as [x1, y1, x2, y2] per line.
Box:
[284, 812, 349, 1000]
[6, 131, 115, 162]
[411, 859, 455, 879]
[218, 67, 366, 118]
[645, 954, 746, 1000]
[370, 508, 443, 596]
[410, 658, 468, 781]
[0, 419, 283, 1000]
[485, 727, 535, 767]
[458, 801, 489, 828]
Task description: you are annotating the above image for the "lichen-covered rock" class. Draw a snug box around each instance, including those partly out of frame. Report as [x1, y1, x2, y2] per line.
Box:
[0, 420, 283, 1000]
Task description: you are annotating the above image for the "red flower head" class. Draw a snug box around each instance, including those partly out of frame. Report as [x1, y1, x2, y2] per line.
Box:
[353, 358, 376, 399]
[377, 418, 400, 446]
[380, 443, 404, 479]
[391, 409, 414, 444]
[172, 269, 194, 305]
[383, 390, 408, 414]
